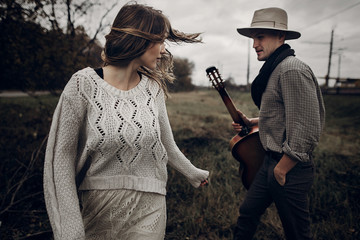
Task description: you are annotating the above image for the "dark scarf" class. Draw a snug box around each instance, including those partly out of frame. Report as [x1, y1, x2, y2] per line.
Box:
[251, 44, 295, 109]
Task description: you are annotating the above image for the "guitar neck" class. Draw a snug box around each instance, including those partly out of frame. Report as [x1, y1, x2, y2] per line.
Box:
[206, 66, 250, 136]
[217, 88, 246, 126]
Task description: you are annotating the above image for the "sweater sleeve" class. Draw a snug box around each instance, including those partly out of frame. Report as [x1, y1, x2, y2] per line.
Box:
[43, 77, 86, 240]
[156, 90, 209, 187]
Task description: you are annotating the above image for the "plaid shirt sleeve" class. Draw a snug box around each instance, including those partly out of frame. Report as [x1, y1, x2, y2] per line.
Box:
[259, 56, 325, 162]
[280, 66, 324, 161]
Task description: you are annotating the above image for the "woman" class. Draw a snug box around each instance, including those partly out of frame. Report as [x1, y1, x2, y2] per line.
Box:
[43, 3, 209, 239]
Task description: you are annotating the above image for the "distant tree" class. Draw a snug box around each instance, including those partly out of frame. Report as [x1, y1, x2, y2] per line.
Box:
[0, 1, 199, 93]
[170, 57, 195, 92]
[224, 75, 238, 89]
[0, 0, 117, 92]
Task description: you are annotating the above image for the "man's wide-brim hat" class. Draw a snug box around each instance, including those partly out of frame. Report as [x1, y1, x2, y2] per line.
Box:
[237, 7, 301, 40]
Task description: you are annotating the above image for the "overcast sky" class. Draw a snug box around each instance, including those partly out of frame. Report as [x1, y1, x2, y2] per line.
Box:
[87, 0, 360, 87]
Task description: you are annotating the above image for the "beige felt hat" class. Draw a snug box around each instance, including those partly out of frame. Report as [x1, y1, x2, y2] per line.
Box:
[237, 7, 301, 40]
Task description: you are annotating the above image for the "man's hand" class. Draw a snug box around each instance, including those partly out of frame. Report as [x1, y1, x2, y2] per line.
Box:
[232, 110, 258, 133]
[273, 154, 298, 186]
[273, 165, 287, 186]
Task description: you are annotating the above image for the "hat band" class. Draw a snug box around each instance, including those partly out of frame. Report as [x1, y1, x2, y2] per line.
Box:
[251, 21, 287, 30]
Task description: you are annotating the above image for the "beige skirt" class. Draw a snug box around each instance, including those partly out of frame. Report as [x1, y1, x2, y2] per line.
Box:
[80, 189, 166, 240]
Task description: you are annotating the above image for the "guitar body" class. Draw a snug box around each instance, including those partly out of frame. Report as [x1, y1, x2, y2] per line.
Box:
[206, 66, 266, 190]
[230, 126, 265, 190]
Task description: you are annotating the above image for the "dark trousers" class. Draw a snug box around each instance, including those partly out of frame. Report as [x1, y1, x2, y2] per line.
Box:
[233, 153, 314, 240]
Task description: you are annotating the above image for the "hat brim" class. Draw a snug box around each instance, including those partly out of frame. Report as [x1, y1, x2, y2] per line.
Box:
[237, 27, 301, 40]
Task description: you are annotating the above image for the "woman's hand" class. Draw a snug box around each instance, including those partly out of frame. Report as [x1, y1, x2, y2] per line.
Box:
[188, 168, 209, 188]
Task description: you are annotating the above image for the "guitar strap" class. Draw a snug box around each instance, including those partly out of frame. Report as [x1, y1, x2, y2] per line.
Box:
[251, 44, 295, 109]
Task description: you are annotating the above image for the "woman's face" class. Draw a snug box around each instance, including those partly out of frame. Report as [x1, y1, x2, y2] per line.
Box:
[138, 42, 166, 70]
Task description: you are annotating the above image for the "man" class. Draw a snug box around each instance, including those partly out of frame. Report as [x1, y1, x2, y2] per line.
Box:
[232, 7, 325, 240]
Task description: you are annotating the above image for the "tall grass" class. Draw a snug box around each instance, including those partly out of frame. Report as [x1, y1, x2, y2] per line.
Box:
[309, 95, 360, 240]
[165, 90, 284, 240]
[0, 91, 359, 239]
[164, 91, 360, 240]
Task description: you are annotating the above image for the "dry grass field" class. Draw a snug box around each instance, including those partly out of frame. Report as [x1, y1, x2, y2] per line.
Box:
[0, 90, 359, 239]
[165, 90, 360, 240]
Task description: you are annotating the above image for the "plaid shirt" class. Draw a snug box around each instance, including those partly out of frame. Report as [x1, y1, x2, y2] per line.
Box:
[258, 56, 325, 162]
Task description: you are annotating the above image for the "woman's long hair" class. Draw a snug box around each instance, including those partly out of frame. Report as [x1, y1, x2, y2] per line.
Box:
[102, 2, 202, 95]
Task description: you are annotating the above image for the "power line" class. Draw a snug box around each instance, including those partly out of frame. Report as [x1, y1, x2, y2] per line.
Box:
[298, 1, 360, 31]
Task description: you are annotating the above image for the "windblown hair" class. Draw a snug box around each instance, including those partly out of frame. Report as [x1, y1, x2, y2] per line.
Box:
[102, 2, 202, 95]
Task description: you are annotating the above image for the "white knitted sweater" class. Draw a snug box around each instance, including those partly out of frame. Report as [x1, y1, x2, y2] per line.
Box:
[43, 67, 209, 239]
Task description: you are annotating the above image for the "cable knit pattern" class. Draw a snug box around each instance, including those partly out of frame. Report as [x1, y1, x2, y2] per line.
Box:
[43, 67, 209, 240]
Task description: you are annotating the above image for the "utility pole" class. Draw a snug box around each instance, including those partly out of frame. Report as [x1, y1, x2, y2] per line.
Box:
[337, 54, 341, 79]
[246, 39, 250, 91]
[325, 29, 334, 88]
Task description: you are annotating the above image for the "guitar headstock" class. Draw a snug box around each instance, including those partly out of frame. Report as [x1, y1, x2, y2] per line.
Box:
[206, 66, 224, 91]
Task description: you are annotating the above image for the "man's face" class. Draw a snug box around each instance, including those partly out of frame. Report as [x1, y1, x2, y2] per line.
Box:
[251, 30, 285, 61]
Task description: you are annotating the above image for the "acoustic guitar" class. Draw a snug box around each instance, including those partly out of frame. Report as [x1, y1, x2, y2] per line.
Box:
[206, 66, 265, 189]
